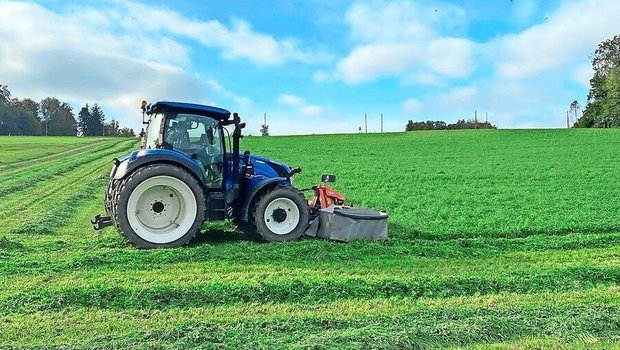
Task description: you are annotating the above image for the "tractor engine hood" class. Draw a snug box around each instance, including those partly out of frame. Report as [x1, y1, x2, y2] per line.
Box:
[244, 153, 294, 179]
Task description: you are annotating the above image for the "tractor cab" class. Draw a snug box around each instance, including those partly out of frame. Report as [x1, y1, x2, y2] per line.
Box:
[141, 102, 231, 188]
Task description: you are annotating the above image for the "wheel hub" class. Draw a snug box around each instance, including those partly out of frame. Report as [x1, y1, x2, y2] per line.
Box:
[271, 208, 287, 223]
[152, 201, 165, 213]
[263, 197, 301, 235]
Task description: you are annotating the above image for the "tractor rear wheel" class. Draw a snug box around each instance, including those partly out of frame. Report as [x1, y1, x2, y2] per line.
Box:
[253, 186, 309, 242]
[114, 164, 206, 248]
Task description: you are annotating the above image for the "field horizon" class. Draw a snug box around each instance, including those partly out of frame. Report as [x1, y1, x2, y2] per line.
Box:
[1, 129, 620, 349]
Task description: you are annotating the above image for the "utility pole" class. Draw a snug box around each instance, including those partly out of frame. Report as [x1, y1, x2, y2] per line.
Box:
[364, 113, 368, 133]
[566, 111, 569, 129]
[264, 112, 267, 126]
[474, 110, 478, 129]
[45, 119, 48, 136]
[380, 114, 384, 133]
[485, 112, 488, 124]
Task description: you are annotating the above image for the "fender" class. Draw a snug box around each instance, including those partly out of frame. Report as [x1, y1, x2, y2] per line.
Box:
[241, 177, 289, 221]
[113, 149, 206, 185]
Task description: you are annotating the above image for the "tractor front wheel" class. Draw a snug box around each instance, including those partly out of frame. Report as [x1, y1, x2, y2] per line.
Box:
[114, 164, 206, 248]
[253, 186, 309, 242]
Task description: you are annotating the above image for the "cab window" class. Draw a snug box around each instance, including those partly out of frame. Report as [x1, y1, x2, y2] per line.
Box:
[163, 113, 223, 188]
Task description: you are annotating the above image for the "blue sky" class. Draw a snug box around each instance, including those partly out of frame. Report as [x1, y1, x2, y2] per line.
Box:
[0, 0, 618, 134]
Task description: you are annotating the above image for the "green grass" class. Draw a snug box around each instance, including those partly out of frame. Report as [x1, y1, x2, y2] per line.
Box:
[1, 129, 620, 349]
[0, 136, 109, 166]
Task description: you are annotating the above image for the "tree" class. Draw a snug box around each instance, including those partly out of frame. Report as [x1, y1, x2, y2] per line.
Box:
[104, 119, 120, 136]
[604, 67, 620, 127]
[12, 99, 41, 135]
[118, 127, 135, 137]
[0, 85, 10, 105]
[77, 104, 91, 136]
[40, 97, 76, 136]
[578, 35, 620, 127]
[40, 97, 60, 136]
[89, 104, 105, 136]
[48, 102, 76, 136]
[569, 100, 580, 125]
[260, 123, 269, 136]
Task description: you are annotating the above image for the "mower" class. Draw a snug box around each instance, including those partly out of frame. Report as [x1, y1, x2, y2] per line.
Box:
[92, 101, 387, 248]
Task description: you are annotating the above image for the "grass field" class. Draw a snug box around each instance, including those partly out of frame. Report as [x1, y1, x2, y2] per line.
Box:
[1, 130, 620, 349]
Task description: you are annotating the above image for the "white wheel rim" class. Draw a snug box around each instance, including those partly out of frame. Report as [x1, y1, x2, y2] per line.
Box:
[127, 175, 198, 244]
[264, 197, 300, 235]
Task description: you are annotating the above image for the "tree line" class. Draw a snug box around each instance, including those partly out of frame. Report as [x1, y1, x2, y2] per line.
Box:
[0, 84, 134, 136]
[405, 119, 496, 131]
[575, 35, 620, 128]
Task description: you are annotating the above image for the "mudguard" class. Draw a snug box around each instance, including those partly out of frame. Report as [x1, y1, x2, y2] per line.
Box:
[113, 149, 206, 185]
[241, 177, 289, 221]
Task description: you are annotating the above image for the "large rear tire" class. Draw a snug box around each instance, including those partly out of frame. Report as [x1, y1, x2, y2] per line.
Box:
[253, 186, 309, 242]
[114, 164, 206, 248]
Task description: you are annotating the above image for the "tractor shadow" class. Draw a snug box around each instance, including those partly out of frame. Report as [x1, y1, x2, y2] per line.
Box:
[190, 228, 261, 245]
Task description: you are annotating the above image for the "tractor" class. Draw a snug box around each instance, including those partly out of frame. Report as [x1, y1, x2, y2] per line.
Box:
[92, 101, 320, 248]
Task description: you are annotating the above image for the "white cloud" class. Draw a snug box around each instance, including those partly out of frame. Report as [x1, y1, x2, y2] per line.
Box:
[0, 1, 274, 129]
[496, 0, 620, 78]
[337, 43, 420, 84]
[438, 86, 478, 110]
[335, 0, 475, 85]
[513, 0, 539, 24]
[427, 38, 475, 77]
[278, 94, 325, 116]
[401, 98, 423, 115]
[572, 63, 594, 88]
[97, 2, 332, 67]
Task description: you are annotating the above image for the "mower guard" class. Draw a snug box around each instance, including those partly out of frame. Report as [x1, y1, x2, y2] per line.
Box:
[305, 205, 388, 242]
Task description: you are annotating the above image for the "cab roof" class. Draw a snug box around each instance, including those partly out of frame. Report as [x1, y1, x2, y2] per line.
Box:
[150, 101, 231, 120]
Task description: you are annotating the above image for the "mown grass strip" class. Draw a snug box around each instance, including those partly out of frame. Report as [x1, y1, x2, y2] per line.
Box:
[10, 177, 107, 235]
[0, 139, 133, 197]
[0, 138, 110, 174]
[2, 265, 620, 315]
[2, 288, 620, 348]
[3, 232, 620, 277]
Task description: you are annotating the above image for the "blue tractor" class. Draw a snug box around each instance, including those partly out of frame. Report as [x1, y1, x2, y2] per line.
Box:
[92, 101, 309, 248]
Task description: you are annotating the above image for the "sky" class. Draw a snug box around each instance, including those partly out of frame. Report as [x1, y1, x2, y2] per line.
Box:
[0, 0, 619, 135]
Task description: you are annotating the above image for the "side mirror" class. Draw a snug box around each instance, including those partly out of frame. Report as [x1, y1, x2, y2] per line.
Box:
[321, 174, 336, 183]
[233, 112, 240, 124]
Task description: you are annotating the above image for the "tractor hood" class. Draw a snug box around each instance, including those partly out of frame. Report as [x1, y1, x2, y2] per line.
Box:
[245, 153, 293, 179]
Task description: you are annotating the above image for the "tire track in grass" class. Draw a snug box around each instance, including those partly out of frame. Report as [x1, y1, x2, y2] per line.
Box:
[2, 265, 620, 315]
